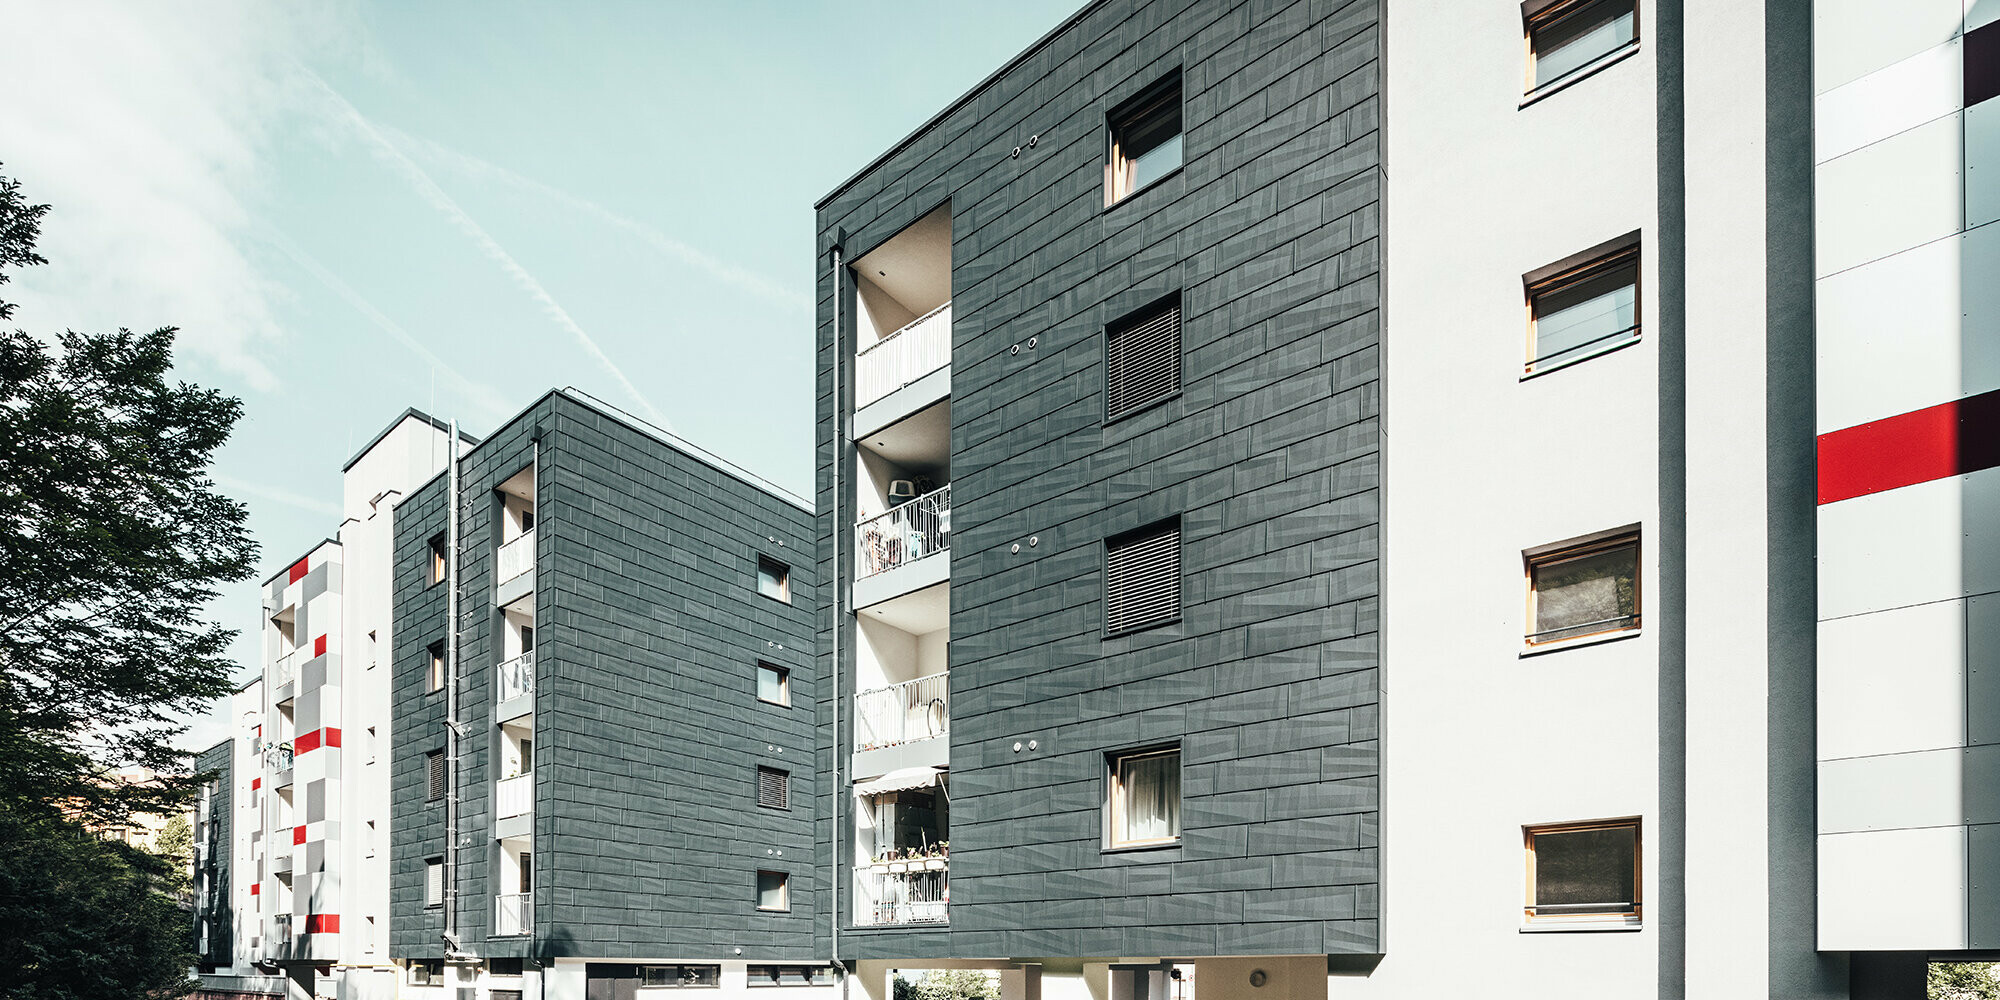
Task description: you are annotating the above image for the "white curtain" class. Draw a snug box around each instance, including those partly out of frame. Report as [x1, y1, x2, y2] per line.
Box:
[1122, 753, 1181, 842]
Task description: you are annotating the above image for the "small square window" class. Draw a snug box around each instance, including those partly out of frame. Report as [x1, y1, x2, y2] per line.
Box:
[1525, 241, 1640, 375]
[757, 663, 791, 706]
[757, 766, 790, 810]
[757, 557, 791, 603]
[1106, 746, 1181, 849]
[423, 858, 444, 907]
[1106, 72, 1183, 206]
[1106, 296, 1182, 421]
[427, 642, 445, 694]
[1525, 531, 1640, 646]
[1524, 819, 1641, 927]
[1526, 0, 1639, 93]
[427, 533, 447, 586]
[1105, 518, 1182, 635]
[756, 869, 790, 911]
[426, 750, 447, 802]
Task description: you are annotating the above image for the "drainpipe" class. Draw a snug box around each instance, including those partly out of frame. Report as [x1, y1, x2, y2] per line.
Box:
[444, 419, 462, 954]
[830, 243, 847, 990]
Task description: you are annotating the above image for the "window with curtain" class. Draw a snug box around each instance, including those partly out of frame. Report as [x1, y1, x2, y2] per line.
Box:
[757, 662, 790, 705]
[1106, 72, 1184, 206]
[757, 557, 791, 603]
[1108, 747, 1182, 848]
[1526, 532, 1640, 645]
[756, 870, 789, 911]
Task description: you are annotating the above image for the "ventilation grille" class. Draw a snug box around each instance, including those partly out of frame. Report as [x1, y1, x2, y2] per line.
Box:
[1106, 519, 1182, 634]
[1107, 300, 1182, 420]
[757, 766, 789, 810]
[426, 750, 446, 801]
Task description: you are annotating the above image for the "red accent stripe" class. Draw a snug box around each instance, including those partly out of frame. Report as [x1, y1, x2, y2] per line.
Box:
[296, 730, 320, 754]
[250, 883, 260, 895]
[294, 825, 307, 845]
[251, 778, 260, 790]
[305, 914, 340, 934]
[314, 634, 327, 657]
[1817, 390, 2000, 504]
[324, 727, 341, 748]
[289, 558, 309, 584]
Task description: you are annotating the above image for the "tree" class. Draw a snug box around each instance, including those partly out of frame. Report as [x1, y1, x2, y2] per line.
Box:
[154, 811, 194, 898]
[910, 970, 996, 1000]
[1932, 962, 2000, 1000]
[0, 165, 257, 826]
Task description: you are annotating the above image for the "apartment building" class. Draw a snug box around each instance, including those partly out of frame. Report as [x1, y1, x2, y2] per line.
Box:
[385, 388, 833, 1000]
[813, 0, 1987, 997]
[193, 682, 290, 1000]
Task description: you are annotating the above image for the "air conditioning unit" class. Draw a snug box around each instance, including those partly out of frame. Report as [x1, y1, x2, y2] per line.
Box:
[888, 480, 917, 502]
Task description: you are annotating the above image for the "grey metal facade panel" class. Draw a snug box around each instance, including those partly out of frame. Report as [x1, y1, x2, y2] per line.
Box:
[815, 0, 1383, 961]
[195, 739, 234, 966]
[391, 392, 818, 962]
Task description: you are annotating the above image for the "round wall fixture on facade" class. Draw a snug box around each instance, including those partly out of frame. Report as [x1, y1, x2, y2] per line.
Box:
[1029, 536, 1038, 547]
[1011, 543, 1021, 554]
[1027, 336, 1038, 349]
[1249, 971, 1267, 988]
[1027, 740, 1038, 750]
[1011, 344, 1021, 355]
[1028, 134, 1040, 148]
[1012, 741, 1023, 753]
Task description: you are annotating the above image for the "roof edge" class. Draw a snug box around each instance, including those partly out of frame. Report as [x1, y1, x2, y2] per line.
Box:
[341, 407, 483, 474]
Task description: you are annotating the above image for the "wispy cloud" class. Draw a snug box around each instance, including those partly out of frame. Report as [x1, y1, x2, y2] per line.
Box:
[390, 130, 811, 313]
[256, 225, 515, 426]
[291, 65, 670, 430]
[214, 473, 343, 518]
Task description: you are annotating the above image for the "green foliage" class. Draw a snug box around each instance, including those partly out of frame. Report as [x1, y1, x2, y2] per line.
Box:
[0, 168, 256, 826]
[0, 804, 196, 999]
[907, 970, 997, 1000]
[155, 811, 194, 896]
[1932, 963, 2000, 1000]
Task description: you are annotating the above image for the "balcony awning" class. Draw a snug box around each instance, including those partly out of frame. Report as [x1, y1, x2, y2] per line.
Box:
[853, 766, 941, 797]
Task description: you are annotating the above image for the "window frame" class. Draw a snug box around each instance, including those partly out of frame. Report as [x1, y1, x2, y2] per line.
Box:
[756, 662, 791, 707]
[426, 749, 447, 802]
[423, 858, 444, 909]
[1522, 0, 1642, 99]
[1103, 517, 1184, 637]
[1523, 529, 1642, 649]
[426, 642, 445, 695]
[757, 557, 792, 604]
[1104, 70, 1185, 208]
[757, 765, 790, 811]
[755, 869, 790, 912]
[747, 966, 836, 988]
[1522, 817, 1643, 929]
[1103, 744, 1184, 851]
[1104, 293, 1184, 423]
[1523, 239, 1642, 377]
[427, 533, 447, 586]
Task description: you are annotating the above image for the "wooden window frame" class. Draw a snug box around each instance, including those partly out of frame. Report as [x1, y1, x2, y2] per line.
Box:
[757, 662, 791, 707]
[1105, 70, 1185, 207]
[755, 869, 790, 912]
[426, 642, 445, 695]
[1523, 242, 1641, 376]
[427, 533, 447, 586]
[757, 557, 792, 604]
[1523, 0, 1641, 96]
[1524, 530, 1641, 647]
[1104, 745, 1183, 850]
[1523, 817, 1643, 928]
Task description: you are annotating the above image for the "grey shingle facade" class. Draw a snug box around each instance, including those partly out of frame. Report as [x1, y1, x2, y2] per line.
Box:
[195, 737, 234, 968]
[390, 390, 817, 962]
[816, 0, 1384, 960]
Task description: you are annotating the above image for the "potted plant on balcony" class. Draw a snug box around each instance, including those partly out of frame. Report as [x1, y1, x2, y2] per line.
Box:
[922, 842, 947, 871]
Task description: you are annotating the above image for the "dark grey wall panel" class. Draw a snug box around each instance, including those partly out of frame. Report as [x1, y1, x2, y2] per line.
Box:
[392, 391, 817, 961]
[815, 0, 1383, 960]
[195, 738, 234, 967]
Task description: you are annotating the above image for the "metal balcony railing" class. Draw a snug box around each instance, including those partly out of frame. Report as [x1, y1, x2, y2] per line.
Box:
[856, 301, 950, 407]
[495, 892, 531, 936]
[497, 527, 536, 584]
[859, 869, 948, 926]
[272, 649, 296, 689]
[854, 671, 949, 752]
[496, 774, 532, 819]
[497, 650, 535, 703]
[856, 486, 949, 581]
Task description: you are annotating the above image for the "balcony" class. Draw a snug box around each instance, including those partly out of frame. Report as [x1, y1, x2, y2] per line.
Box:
[497, 650, 534, 705]
[495, 892, 531, 937]
[497, 528, 535, 586]
[855, 672, 949, 752]
[857, 867, 948, 927]
[496, 774, 531, 820]
[857, 485, 949, 582]
[857, 301, 950, 409]
[272, 649, 297, 700]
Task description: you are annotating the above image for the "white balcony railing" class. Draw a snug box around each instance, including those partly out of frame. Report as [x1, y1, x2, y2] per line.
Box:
[856, 485, 950, 581]
[495, 892, 531, 936]
[497, 528, 536, 585]
[496, 774, 532, 819]
[856, 301, 951, 408]
[855, 671, 949, 752]
[497, 650, 535, 703]
[272, 649, 296, 689]
[858, 869, 948, 926]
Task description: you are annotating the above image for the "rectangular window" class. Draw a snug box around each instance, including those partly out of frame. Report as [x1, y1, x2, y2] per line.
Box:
[757, 557, 791, 603]
[1107, 72, 1184, 206]
[757, 662, 791, 706]
[423, 858, 444, 908]
[1105, 518, 1181, 635]
[1526, 0, 1639, 92]
[1106, 746, 1182, 849]
[1525, 241, 1640, 375]
[1525, 819, 1642, 927]
[1526, 531, 1640, 646]
[490, 959, 524, 977]
[756, 870, 789, 911]
[748, 967, 836, 988]
[427, 642, 445, 694]
[758, 766, 790, 810]
[427, 533, 447, 586]
[1106, 296, 1182, 421]
[642, 966, 721, 988]
[426, 750, 446, 801]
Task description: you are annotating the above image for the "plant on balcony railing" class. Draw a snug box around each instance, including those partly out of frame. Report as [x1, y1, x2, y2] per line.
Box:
[856, 485, 950, 580]
[260, 740, 293, 770]
[855, 300, 951, 407]
[865, 840, 948, 875]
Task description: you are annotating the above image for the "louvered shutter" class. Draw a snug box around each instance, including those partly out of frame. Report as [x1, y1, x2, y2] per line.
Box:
[1106, 519, 1182, 633]
[427, 750, 446, 801]
[1107, 301, 1182, 419]
[425, 858, 444, 906]
[758, 766, 789, 809]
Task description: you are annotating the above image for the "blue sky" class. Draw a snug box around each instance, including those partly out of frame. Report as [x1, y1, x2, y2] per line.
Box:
[0, 0, 1081, 750]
